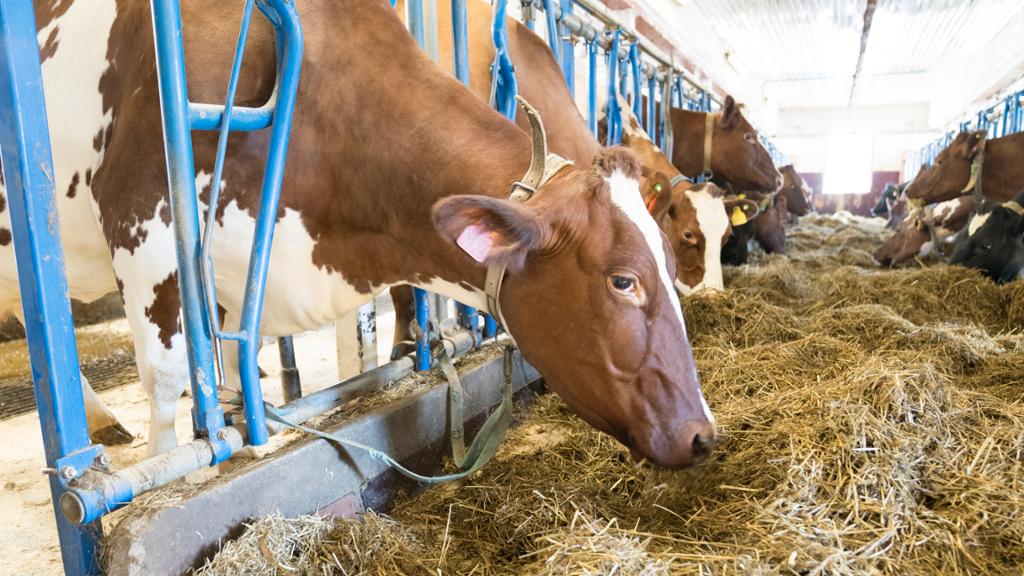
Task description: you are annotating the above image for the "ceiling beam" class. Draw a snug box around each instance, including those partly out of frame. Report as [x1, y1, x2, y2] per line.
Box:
[848, 0, 878, 106]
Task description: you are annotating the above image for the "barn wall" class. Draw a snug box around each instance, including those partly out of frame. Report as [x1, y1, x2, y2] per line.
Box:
[803, 170, 900, 217]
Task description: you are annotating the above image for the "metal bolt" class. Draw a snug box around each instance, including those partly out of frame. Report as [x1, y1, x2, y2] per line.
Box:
[60, 466, 77, 480]
[97, 453, 112, 468]
[216, 430, 228, 441]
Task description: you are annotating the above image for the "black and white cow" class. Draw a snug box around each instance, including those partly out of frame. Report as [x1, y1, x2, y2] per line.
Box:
[950, 191, 1024, 283]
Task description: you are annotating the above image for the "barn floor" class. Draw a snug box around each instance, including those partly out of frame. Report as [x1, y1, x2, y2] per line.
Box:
[0, 305, 399, 576]
[195, 213, 1024, 576]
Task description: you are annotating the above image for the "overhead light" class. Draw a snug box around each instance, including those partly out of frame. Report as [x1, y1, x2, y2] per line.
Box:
[724, 50, 748, 77]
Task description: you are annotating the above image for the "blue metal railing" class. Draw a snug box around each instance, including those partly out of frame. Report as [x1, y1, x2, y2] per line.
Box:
[0, 2, 104, 572]
[906, 89, 1024, 180]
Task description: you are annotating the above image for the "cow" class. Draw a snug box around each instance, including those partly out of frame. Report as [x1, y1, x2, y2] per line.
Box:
[618, 110, 730, 294]
[950, 191, 1024, 282]
[9, 0, 716, 468]
[388, 0, 736, 358]
[905, 131, 1024, 205]
[777, 164, 811, 221]
[871, 182, 903, 218]
[873, 196, 974, 266]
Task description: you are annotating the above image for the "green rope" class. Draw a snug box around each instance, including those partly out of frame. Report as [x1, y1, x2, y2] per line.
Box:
[263, 346, 514, 484]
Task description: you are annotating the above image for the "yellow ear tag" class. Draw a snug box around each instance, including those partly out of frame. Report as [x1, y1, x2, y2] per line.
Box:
[731, 206, 748, 226]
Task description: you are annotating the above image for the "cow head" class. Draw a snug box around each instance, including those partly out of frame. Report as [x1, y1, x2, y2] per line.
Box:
[619, 110, 729, 293]
[777, 165, 811, 216]
[872, 183, 901, 217]
[719, 195, 761, 266]
[706, 96, 781, 191]
[905, 132, 986, 204]
[873, 211, 931, 267]
[433, 148, 715, 468]
[753, 194, 788, 254]
[950, 193, 1024, 283]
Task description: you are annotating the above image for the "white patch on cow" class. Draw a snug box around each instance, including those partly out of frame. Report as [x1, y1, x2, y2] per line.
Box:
[968, 212, 991, 237]
[0, 3, 123, 439]
[109, 198, 190, 455]
[933, 197, 962, 223]
[682, 187, 728, 293]
[26, 1, 120, 303]
[919, 240, 934, 257]
[606, 171, 713, 423]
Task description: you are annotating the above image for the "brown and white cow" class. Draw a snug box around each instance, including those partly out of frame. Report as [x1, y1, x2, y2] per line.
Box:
[873, 196, 975, 266]
[6, 0, 715, 468]
[398, 0, 731, 294]
[905, 131, 1024, 205]
[619, 110, 730, 293]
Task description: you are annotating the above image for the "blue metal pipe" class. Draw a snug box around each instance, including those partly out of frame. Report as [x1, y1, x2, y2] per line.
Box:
[559, 0, 574, 97]
[587, 38, 597, 136]
[451, 0, 480, 345]
[541, 0, 561, 68]
[150, 0, 230, 458]
[486, 0, 515, 340]
[189, 101, 274, 131]
[451, 0, 470, 84]
[628, 43, 641, 118]
[0, 1, 103, 571]
[414, 287, 431, 371]
[408, 0, 425, 48]
[605, 29, 622, 145]
[199, 0, 257, 405]
[235, 0, 303, 446]
[490, 0, 517, 119]
[646, 75, 656, 137]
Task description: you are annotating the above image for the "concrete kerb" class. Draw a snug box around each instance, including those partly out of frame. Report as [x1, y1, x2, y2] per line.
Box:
[103, 348, 542, 576]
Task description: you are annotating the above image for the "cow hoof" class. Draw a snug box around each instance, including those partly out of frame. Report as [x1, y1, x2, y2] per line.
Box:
[390, 343, 415, 361]
[91, 423, 134, 446]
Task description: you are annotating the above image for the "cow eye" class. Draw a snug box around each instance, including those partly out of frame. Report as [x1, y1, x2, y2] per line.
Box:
[744, 133, 756, 144]
[980, 242, 992, 251]
[610, 275, 636, 292]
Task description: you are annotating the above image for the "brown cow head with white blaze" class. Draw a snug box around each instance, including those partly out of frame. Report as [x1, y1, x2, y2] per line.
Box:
[905, 131, 986, 205]
[619, 109, 730, 293]
[432, 148, 716, 468]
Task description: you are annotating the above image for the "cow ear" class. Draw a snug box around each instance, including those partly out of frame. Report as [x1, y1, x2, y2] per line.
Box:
[966, 131, 986, 159]
[645, 172, 674, 220]
[719, 95, 738, 128]
[432, 195, 545, 272]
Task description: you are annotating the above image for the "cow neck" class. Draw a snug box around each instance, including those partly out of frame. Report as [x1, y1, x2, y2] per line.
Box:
[670, 108, 713, 180]
[979, 132, 1024, 203]
[296, 0, 538, 299]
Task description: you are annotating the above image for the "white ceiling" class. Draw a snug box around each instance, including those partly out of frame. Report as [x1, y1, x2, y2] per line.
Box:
[635, 0, 1024, 134]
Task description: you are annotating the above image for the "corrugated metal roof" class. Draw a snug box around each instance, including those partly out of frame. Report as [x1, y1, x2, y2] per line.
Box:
[691, 0, 1023, 105]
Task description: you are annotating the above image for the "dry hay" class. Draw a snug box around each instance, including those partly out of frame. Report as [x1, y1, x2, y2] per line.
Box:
[197, 213, 1024, 575]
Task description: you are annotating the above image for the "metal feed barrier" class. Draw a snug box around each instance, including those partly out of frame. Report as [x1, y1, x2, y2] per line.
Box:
[904, 88, 1024, 181]
[0, 0, 785, 574]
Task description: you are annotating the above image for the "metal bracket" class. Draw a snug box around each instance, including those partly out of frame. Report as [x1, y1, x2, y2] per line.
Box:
[53, 444, 106, 488]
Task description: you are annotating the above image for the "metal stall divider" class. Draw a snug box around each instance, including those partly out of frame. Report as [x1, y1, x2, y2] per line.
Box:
[0, 2, 103, 573]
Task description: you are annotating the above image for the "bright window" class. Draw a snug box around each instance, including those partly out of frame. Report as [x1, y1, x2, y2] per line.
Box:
[823, 134, 873, 195]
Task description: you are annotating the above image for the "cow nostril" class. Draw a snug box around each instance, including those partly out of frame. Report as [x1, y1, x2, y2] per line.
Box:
[692, 433, 714, 462]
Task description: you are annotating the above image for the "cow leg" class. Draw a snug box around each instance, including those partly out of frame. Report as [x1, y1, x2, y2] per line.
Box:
[12, 309, 133, 445]
[111, 248, 190, 456]
[389, 285, 416, 360]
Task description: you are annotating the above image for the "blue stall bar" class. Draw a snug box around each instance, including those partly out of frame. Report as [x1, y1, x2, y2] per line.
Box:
[0, 1, 104, 573]
[605, 29, 622, 145]
[559, 0, 575, 96]
[587, 38, 598, 135]
[150, 0, 231, 456]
